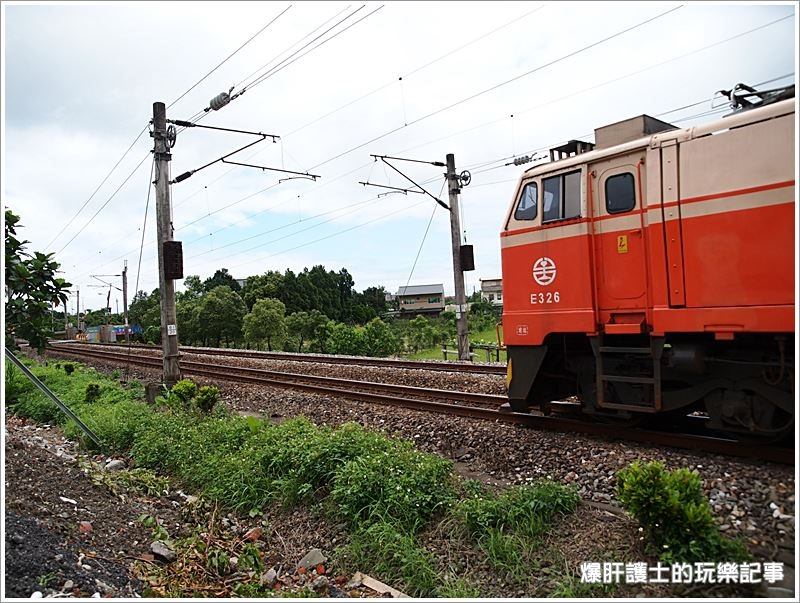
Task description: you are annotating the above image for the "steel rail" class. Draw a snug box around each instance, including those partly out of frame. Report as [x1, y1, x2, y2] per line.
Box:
[45, 345, 793, 465]
[49, 340, 507, 375]
[48, 345, 505, 406]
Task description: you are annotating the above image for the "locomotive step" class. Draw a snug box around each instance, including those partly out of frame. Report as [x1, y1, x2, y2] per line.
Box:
[601, 374, 656, 384]
[598, 346, 652, 354]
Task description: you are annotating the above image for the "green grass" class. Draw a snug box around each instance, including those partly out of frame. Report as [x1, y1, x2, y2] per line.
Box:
[337, 522, 439, 597]
[408, 324, 507, 362]
[455, 481, 580, 582]
[8, 356, 585, 597]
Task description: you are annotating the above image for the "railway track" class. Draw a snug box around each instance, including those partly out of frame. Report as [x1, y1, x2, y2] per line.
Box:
[47, 340, 506, 375]
[46, 344, 793, 465]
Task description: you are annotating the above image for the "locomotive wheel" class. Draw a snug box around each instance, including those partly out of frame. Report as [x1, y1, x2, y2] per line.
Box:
[704, 387, 794, 439]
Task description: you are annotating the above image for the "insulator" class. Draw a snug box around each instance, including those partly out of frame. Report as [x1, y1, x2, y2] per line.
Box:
[209, 91, 231, 111]
[513, 155, 532, 166]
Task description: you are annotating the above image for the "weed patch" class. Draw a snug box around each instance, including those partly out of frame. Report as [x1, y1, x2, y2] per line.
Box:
[337, 522, 438, 597]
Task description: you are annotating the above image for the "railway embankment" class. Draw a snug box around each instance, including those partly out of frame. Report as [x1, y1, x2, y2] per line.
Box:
[4, 355, 794, 597]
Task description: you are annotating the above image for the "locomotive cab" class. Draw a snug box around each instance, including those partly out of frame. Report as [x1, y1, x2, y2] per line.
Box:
[501, 96, 795, 437]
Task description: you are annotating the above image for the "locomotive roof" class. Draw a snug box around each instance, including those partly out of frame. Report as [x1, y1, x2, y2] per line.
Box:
[522, 97, 796, 179]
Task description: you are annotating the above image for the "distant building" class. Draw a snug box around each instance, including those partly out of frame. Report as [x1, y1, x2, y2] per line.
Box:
[235, 277, 248, 289]
[396, 284, 445, 315]
[480, 278, 503, 306]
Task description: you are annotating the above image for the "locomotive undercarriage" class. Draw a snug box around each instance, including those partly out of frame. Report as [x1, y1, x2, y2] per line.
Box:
[507, 333, 794, 438]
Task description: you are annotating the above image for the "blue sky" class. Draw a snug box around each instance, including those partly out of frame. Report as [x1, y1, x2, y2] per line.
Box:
[2, 1, 796, 313]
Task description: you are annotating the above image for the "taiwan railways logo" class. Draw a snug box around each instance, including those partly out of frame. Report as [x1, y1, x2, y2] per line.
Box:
[532, 257, 557, 286]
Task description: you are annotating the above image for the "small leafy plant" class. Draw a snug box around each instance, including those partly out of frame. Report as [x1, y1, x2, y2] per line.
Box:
[617, 461, 750, 563]
[194, 385, 220, 413]
[171, 379, 198, 404]
[84, 383, 101, 403]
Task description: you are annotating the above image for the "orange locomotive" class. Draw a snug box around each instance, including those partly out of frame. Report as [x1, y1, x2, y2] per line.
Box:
[501, 87, 795, 437]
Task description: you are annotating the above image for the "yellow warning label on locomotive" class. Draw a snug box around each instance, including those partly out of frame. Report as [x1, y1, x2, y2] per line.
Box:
[617, 235, 628, 254]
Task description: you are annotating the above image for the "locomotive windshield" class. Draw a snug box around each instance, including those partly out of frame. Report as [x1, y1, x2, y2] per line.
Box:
[514, 182, 537, 220]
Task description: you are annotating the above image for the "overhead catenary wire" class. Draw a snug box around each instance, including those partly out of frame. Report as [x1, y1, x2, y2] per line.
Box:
[46, 124, 149, 250]
[50, 6, 293, 257]
[167, 4, 293, 110]
[63, 7, 793, 284]
[310, 4, 685, 170]
[404, 179, 446, 291]
[57, 151, 152, 255]
[285, 3, 546, 137]
[186, 4, 385, 124]
[170, 2, 780, 227]
[71, 61, 792, 286]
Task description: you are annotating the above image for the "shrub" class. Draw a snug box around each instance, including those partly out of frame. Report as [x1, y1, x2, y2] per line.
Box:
[65, 400, 154, 453]
[194, 385, 220, 413]
[171, 379, 197, 404]
[84, 383, 101, 404]
[617, 461, 750, 563]
[63, 363, 75, 375]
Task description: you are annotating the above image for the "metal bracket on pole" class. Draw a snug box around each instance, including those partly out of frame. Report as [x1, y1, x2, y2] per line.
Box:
[5, 347, 102, 449]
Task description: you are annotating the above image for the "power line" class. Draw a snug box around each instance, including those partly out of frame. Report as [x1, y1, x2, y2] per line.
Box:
[235, 5, 354, 91]
[171, 4, 548, 211]
[310, 4, 684, 170]
[240, 5, 368, 92]
[404, 180, 446, 291]
[391, 14, 795, 165]
[167, 4, 293, 110]
[134, 158, 155, 296]
[46, 124, 149, 250]
[71, 47, 792, 281]
[53, 5, 294, 252]
[170, 2, 781, 239]
[57, 151, 152, 254]
[228, 197, 431, 272]
[285, 3, 546, 137]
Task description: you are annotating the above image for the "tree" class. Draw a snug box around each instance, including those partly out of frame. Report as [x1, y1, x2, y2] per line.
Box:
[177, 297, 202, 345]
[328, 322, 367, 356]
[407, 315, 436, 353]
[363, 317, 399, 357]
[182, 275, 205, 298]
[129, 289, 160, 331]
[198, 286, 246, 346]
[241, 271, 283, 310]
[243, 298, 286, 351]
[203, 268, 242, 293]
[5, 209, 71, 351]
[308, 312, 333, 353]
[285, 309, 329, 352]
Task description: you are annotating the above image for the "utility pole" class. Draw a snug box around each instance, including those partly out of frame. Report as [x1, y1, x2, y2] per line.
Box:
[76, 288, 81, 332]
[152, 102, 181, 385]
[122, 260, 130, 346]
[446, 153, 470, 361]
[63, 301, 68, 333]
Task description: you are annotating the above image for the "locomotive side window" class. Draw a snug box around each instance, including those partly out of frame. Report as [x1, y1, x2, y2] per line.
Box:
[564, 171, 581, 219]
[543, 170, 582, 223]
[514, 182, 538, 220]
[605, 173, 636, 214]
[543, 177, 560, 222]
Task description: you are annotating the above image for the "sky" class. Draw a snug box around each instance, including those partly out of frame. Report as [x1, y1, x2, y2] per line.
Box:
[2, 1, 797, 314]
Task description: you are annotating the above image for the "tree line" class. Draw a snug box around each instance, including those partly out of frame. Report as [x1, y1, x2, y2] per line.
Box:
[127, 266, 501, 358]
